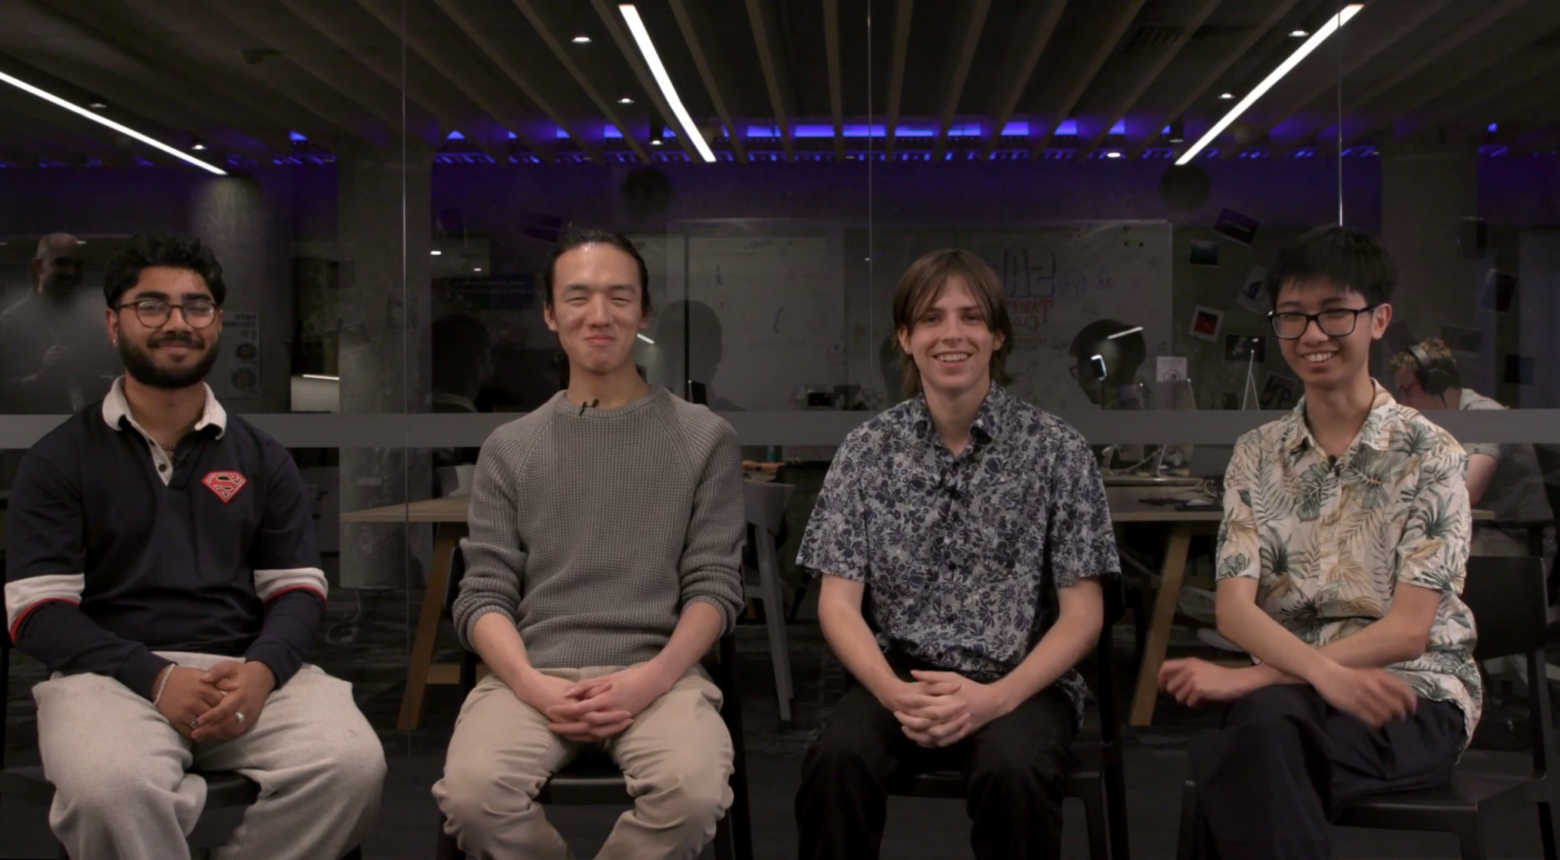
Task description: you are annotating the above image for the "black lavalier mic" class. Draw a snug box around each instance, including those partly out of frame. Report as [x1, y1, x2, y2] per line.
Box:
[579, 398, 599, 416]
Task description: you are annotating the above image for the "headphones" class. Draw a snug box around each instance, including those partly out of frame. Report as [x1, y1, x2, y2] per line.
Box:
[1408, 343, 1455, 397]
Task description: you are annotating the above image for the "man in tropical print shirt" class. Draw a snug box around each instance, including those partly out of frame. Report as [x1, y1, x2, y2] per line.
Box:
[1160, 226, 1476, 860]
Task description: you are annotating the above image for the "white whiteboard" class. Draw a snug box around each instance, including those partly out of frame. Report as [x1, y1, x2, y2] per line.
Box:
[864, 222, 1173, 412]
[637, 227, 847, 410]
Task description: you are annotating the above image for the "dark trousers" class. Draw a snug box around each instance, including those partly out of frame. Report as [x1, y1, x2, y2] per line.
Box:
[796, 674, 1077, 860]
[1188, 684, 1466, 860]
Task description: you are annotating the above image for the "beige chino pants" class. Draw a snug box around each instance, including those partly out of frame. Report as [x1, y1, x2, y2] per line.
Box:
[433, 665, 734, 860]
[33, 652, 386, 860]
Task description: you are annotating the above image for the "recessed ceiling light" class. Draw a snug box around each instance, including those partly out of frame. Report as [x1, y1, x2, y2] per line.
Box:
[1290, 29, 1309, 37]
[572, 34, 591, 44]
[650, 138, 663, 146]
[473, 267, 483, 272]
[1219, 92, 1234, 100]
[87, 96, 108, 111]
[1106, 151, 1122, 159]
[430, 250, 443, 256]
[191, 140, 207, 151]
[618, 97, 634, 104]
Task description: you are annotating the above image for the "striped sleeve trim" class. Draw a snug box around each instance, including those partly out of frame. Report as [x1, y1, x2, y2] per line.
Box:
[6, 574, 85, 641]
[254, 568, 328, 605]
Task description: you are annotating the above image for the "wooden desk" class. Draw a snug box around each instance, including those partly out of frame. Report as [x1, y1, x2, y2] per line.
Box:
[340, 496, 470, 730]
[1105, 487, 1223, 727]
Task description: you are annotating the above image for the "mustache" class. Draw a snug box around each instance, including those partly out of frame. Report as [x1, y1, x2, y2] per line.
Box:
[150, 334, 205, 348]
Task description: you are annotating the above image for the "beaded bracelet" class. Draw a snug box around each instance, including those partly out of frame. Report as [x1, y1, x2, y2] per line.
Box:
[151, 665, 174, 707]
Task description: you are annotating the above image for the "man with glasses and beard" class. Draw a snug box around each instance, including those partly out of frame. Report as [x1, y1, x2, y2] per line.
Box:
[3, 235, 384, 859]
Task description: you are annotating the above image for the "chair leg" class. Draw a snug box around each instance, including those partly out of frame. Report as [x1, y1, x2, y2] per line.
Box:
[712, 812, 735, 860]
[1175, 781, 1199, 860]
[1455, 819, 1488, 860]
[1105, 766, 1131, 860]
[1081, 785, 1109, 860]
[435, 815, 464, 860]
[1539, 798, 1558, 860]
[758, 545, 794, 722]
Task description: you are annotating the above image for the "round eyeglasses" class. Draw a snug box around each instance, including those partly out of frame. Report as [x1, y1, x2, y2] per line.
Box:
[117, 298, 219, 329]
[1268, 305, 1378, 340]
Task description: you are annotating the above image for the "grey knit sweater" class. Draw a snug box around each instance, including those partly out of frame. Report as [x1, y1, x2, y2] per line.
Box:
[453, 386, 746, 669]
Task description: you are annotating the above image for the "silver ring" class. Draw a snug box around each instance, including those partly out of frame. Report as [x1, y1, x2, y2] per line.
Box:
[189, 719, 200, 729]
[235, 711, 245, 724]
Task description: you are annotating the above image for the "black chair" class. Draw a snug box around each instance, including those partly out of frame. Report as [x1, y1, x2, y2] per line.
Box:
[434, 546, 755, 860]
[0, 636, 363, 860]
[878, 575, 1132, 860]
[1176, 555, 1557, 860]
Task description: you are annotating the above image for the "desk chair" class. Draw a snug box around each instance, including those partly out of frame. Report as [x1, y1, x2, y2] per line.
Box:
[878, 575, 1132, 860]
[434, 546, 754, 860]
[1176, 555, 1557, 860]
[0, 635, 362, 860]
[743, 480, 795, 722]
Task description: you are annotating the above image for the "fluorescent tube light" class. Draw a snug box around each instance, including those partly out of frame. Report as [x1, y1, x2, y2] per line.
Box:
[302, 374, 339, 381]
[619, 4, 716, 163]
[637, 333, 656, 345]
[1106, 326, 1144, 340]
[1177, 4, 1363, 165]
[0, 70, 227, 175]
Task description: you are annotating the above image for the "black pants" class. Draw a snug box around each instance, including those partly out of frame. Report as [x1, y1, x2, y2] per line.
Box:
[796, 674, 1077, 860]
[1188, 684, 1466, 860]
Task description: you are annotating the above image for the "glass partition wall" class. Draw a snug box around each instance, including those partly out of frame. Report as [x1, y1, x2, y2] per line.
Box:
[1, 0, 1557, 856]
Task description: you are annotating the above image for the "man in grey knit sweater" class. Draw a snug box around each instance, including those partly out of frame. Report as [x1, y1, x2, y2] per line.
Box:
[433, 228, 746, 860]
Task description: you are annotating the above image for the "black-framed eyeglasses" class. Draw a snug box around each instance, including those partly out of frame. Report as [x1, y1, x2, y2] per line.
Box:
[1268, 305, 1378, 340]
[117, 298, 219, 329]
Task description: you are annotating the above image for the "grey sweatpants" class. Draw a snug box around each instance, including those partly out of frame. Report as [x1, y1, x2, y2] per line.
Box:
[33, 652, 386, 860]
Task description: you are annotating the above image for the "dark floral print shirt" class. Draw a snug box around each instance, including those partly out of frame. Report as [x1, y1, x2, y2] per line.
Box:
[797, 383, 1120, 727]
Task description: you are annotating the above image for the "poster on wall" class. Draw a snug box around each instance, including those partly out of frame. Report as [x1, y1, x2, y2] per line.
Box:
[213, 311, 260, 398]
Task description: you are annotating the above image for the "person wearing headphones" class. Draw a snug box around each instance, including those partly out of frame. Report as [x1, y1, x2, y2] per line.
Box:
[1390, 338, 1554, 562]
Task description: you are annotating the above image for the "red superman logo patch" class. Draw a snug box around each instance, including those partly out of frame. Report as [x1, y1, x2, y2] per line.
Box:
[202, 471, 247, 503]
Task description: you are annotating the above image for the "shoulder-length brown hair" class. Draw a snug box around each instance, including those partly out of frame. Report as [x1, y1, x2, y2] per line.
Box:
[889, 249, 1013, 397]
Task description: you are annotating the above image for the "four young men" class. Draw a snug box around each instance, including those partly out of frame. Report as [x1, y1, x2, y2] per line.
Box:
[4, 225, 1487, 858]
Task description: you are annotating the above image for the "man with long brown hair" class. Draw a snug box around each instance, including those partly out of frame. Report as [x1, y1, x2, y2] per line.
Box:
[794, 249, 1117, 860]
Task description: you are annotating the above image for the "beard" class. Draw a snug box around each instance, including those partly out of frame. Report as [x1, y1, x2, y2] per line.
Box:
[119, 331, 219, 390]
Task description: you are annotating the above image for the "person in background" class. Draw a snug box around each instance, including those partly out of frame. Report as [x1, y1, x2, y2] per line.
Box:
[795, 249, 1116, 860]
[1160, 226, 1477, 860]
[4, 234, 384, 859]
[1391, 337, 1555, 563]
[434, 226, 744, 860]
[0, 233, 116, 414]
[429, 313, 495, 493]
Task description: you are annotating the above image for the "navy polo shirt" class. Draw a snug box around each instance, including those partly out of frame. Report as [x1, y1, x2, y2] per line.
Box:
[4, 378, 326, 698]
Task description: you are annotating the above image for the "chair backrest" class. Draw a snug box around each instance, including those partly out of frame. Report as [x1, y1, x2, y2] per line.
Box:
[743, 482, 792, 534]
[444, 544, 468, 621]
[1462, 555, 1547, 661]
[1460, 555, 1552, 779]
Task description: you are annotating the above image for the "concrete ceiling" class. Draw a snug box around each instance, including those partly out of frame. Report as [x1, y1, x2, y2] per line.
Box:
[0, 0, 1553, 168]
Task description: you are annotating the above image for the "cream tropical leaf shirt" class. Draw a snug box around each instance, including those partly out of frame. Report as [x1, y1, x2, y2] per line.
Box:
[1216, 380, 1480, 742]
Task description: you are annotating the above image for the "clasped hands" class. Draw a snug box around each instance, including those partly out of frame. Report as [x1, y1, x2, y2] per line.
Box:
[154, 660, 276, 742]
[526, 664, 674, 743]
[878, 670, 1011, 749]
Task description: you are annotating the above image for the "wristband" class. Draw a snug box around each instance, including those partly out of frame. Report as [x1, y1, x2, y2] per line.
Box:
[151, 665, 175, 707]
